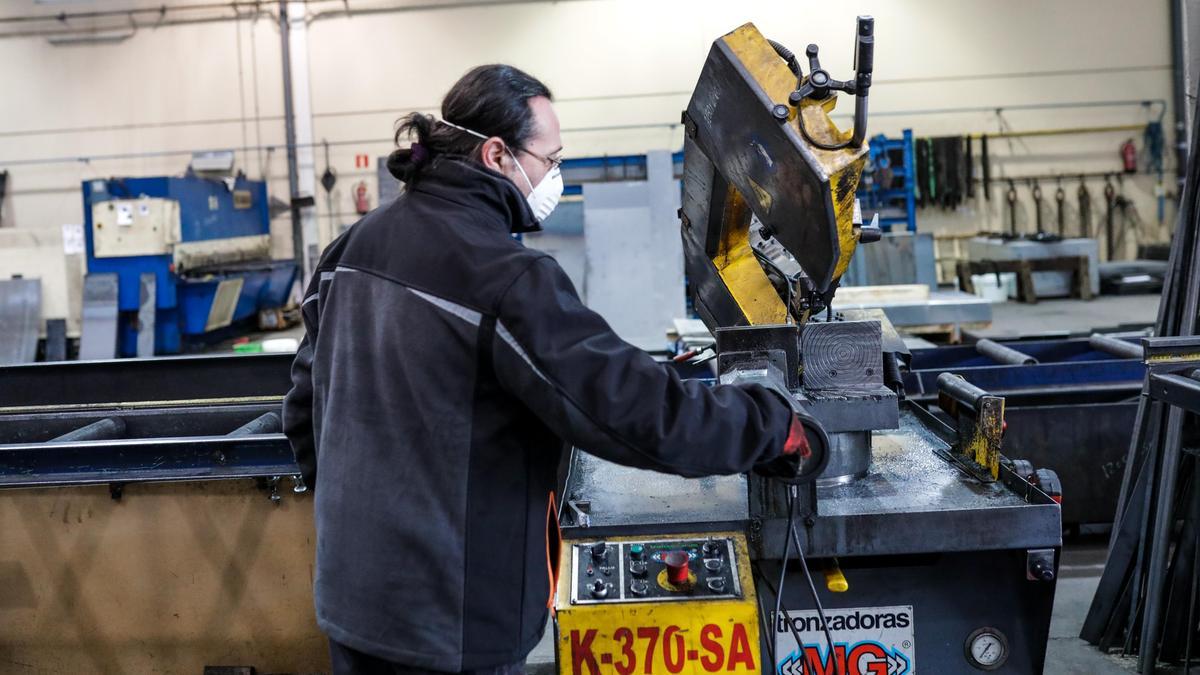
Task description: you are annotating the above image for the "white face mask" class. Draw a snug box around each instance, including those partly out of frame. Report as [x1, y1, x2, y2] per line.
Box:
[509, 155, 563, 222]
[441, 119, 563, 222]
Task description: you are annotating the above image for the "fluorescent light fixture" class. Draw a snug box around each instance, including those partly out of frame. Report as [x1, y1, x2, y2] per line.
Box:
[191, 151, 237, 174]
[47, 28, 136, 45]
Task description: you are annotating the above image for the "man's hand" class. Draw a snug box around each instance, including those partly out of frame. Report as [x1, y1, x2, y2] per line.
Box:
[754, 411, 829, 483]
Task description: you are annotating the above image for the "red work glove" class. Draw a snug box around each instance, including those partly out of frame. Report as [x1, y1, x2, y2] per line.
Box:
[782, 414, 813, 459]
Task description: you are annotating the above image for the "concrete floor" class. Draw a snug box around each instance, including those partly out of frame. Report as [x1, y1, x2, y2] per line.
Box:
[973, 293, 1161, 340]
[1045, 537, 1139, 674]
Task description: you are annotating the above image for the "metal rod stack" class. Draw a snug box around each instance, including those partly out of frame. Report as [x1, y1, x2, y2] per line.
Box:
[1081, 86, 1200, 672]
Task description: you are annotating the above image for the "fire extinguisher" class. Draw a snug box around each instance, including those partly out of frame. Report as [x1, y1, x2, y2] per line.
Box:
[1120, 139, 1138, 174]
[354, 181, 370, 215]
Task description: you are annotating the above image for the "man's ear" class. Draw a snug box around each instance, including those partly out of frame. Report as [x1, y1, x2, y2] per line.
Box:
[479, 137, 508, 173]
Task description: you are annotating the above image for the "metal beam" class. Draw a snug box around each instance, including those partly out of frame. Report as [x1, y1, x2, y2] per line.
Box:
[0, 353, 293, 409]
[1148, 372, 1200, 414]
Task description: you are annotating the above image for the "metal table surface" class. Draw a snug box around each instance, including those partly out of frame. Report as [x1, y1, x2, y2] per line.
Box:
[816, 411, 1029, 517]
[565, 454, 747, 529]
[564, 409, 1061, 557]
[832, 289, 993, 328]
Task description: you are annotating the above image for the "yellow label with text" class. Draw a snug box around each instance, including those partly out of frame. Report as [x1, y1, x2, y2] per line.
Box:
[555, 533, 761, 675]
[557, 601, 760, 674]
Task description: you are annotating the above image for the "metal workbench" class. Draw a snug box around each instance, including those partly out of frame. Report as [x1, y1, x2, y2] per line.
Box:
[562, 405, 1062, 673]
[0, 353, 296, 490]
[564, 408, 1060, 558]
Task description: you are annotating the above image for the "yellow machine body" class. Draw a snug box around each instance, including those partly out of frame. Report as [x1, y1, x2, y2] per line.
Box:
[680, 23, 869, 329]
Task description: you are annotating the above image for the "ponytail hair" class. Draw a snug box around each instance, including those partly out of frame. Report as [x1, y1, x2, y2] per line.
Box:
[387, 64, 552, 184]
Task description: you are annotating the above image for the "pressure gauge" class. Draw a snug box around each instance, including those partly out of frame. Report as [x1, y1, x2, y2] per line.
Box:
[965, 627, 1009, 670]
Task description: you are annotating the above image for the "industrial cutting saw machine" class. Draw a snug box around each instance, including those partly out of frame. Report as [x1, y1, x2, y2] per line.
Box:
[552, 19, 1062, 675]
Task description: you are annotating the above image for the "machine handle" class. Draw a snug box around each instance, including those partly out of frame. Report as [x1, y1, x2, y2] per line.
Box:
[936, 372, 988, 408]
[850, 16, 874, 147]
[779, 15, 875, 150]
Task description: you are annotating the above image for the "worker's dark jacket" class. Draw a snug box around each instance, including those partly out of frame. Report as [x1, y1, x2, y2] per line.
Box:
[282, 158, 794, 672]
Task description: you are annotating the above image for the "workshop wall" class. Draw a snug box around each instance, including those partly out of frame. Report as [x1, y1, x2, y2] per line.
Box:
[305, 0, 1175, 252]
[0, 13, 292, 254]
[0, 0, 1176, 265]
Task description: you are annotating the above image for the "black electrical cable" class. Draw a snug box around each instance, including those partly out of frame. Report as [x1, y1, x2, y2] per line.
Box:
[751, 560, 778, 668]
[797, 111, 855, 152]
[773, 496, 794, 660]
[771, 486, 837, 668]
[788, 489, 837, 654]
[767, 39, 801, 78]
[768, 36, 855, 153]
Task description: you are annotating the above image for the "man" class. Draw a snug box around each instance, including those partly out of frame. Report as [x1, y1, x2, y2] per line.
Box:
[284, 64, 814, 675]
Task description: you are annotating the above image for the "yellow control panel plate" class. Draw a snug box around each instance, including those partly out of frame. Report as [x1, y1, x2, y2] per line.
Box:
[554, 531, 760, 674]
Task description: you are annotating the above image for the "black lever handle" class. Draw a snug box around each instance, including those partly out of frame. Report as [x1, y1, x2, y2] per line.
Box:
[850, 16, 874, 147]
[780, 16, 875, 149]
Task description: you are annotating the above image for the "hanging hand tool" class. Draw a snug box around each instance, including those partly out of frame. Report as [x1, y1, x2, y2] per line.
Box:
[1031, 179, 1045, 236]
[320, 141, 338, 237]
[1006, 180, 1019, 238]
[1104, 175, 1116, 260]
[966, 136, 975, 199]
[0, 170, 7, 227]
[1078, 176, 1092, 238]
[981, 135, 991, 201]
[1055, 179, 1066, 237]
[1112, 175, 1132, 260]
[916, 138, 931, 208]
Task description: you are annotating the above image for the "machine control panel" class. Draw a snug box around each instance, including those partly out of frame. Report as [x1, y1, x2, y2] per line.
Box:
[569, 537, 742, 604]
[91, 197, 181, 258]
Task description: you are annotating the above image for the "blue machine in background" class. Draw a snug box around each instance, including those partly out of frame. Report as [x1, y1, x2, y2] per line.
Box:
[83, 174, 297, 356]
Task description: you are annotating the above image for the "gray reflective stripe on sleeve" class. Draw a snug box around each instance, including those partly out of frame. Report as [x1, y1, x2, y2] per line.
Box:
[495, 320, 549, 382]
[410, 288, 482, 326]
[302, 270, 339, 306]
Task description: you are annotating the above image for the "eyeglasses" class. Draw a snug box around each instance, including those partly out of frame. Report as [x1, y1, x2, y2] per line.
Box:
[519, 147, 563, 171]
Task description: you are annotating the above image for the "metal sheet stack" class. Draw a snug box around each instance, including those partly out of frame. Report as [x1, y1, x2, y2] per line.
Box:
[1081, 89, 1200, 671]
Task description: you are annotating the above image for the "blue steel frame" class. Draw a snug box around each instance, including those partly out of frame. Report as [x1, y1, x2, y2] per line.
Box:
[903, 337, 1145, 399]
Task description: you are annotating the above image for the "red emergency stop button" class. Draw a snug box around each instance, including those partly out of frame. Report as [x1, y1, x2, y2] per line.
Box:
[664, 550, 690, 586]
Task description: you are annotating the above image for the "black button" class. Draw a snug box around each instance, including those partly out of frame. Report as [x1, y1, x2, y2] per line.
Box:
[590, 542, 608, 562]
[706, 577, 727, 593]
